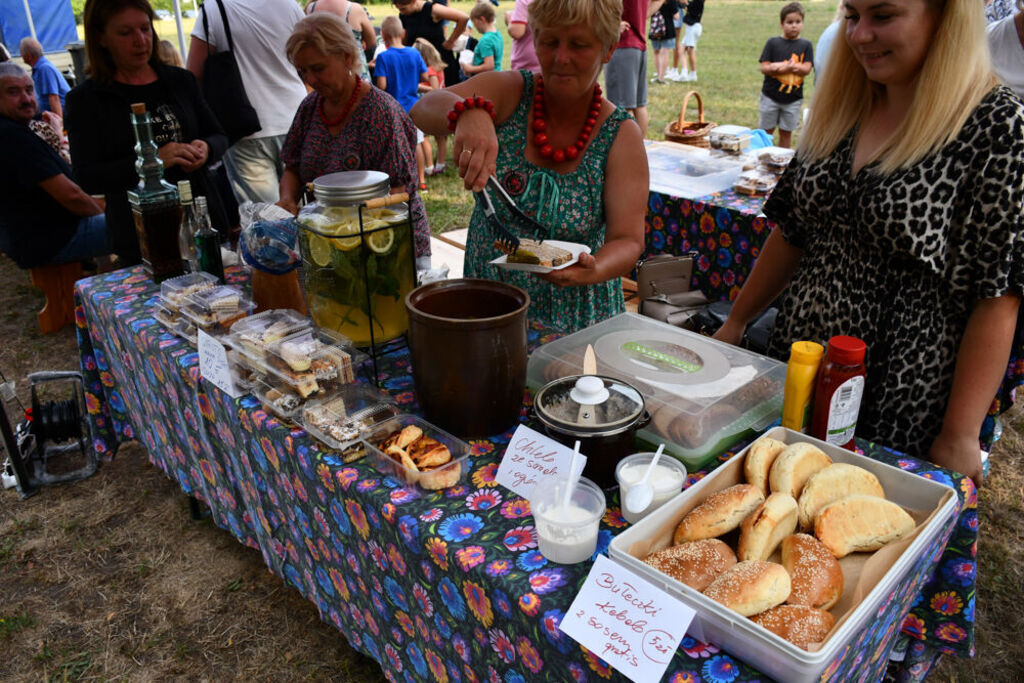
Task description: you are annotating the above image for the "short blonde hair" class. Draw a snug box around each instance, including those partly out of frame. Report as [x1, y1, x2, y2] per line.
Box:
[529, 0, 622, 52]
[381, 15, 403, 41]
[801, 0, 997, 173]
[414, 37, 446, 71]
[286, 12, 361, 65]
[157, 39, 182, 67]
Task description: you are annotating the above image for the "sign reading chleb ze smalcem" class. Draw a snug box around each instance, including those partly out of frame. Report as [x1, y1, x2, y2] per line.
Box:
[560, 555, 694, 683]
[495, 424, 587, 499]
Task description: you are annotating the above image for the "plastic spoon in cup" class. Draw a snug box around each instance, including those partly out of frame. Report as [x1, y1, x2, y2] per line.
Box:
[624, 444, 665, 515]
[561, 440, 582, 514]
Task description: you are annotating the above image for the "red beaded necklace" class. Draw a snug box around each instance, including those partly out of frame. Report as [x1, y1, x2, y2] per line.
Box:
[530, 77, 603, 163]
[319, 78, 362, 127]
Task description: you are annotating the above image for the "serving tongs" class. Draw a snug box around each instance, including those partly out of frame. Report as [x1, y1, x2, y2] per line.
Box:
[476, 176, 551, 253]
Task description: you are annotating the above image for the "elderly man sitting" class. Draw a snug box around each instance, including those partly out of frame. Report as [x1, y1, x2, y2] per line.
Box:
[0, 63, 107, 269]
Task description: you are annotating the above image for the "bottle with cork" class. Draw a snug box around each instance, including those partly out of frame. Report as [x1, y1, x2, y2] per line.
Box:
[177, 180, 199, 272]
[127, 102, 183, 282]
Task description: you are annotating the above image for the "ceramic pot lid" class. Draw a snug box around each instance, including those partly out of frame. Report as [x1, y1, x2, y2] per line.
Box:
[535, 374, 644, 434]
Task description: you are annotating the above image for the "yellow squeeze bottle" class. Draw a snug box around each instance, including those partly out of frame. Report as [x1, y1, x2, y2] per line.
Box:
[781, 341, 825, 433]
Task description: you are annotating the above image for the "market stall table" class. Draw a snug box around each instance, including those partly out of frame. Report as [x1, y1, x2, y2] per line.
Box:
[75, 267, 978, 682]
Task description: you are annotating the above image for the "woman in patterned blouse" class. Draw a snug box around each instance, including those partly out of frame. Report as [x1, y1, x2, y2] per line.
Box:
[278, 13, 431, 266]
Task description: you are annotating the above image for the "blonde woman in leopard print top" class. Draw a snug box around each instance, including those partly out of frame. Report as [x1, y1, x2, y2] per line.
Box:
[716, 0, 1024, 487]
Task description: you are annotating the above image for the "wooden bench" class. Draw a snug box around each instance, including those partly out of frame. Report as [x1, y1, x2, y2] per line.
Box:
[30, 261, 82, 334]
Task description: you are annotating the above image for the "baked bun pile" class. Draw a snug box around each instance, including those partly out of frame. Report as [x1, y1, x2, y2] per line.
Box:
[378, 425, 460, 489]
[640, 434, 919, 651]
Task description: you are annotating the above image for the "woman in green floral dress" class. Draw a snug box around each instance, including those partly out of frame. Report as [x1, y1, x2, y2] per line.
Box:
[412, 0, 648, 333]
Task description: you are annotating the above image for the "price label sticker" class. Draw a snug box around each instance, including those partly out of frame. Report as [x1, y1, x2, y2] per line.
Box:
[197, 329, 241, 398]
[560, 555, 695, 683]
[495, 424, 586, 499]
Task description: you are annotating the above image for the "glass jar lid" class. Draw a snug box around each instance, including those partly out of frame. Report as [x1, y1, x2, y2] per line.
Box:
[534, 374, 645, 434]
[312, 171, 390, 205]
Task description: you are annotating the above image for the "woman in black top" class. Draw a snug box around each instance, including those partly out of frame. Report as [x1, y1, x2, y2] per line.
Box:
[393, 0, 469, 89]
[65, 0, 228, 264]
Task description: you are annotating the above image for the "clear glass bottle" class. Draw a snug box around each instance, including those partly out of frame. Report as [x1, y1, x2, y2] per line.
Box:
[193, 196, 225, 283]
[126, 102, 183, 282]
[177, 180, 199, 272]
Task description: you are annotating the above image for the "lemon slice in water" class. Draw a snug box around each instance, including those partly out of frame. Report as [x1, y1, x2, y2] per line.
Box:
[367, 227, 395, 254]
[308, 233, 333, 266]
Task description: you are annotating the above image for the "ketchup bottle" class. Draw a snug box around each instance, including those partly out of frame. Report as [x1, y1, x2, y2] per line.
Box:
[809, 335, 867, 450]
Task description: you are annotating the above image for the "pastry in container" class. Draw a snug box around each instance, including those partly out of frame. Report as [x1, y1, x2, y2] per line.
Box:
[362, 414, 471, 490]
[249, 373, 304, 420]
[261, 328, 366, 397]
[734, 170, 779, 196]
[302, 384, 400, 461]
[757, 146, 796, 171]
[160, 271, 220, 310]
[180, 284, 256, 336]
[225, 308, 312, 369]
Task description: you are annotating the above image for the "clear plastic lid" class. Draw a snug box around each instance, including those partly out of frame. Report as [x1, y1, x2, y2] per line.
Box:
[361, 413, 472, 490]
[180, 285, 256, 329]
[160, 271, 219, 308]
[253, 327, 367, 396]
[225, 308, 312, 362]
[302, 384, 400, 451]
[249, 374, 303, 420]
[534, 374, 645, 434]
[758, 146, 796, 168]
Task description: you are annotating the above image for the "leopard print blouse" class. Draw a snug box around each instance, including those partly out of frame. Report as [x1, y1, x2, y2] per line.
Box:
[763, 86, 1024, 458]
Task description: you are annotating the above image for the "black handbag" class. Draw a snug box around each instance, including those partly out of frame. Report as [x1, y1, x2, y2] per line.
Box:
[200, 0, 261, 144]
[686, 301, 779, 355]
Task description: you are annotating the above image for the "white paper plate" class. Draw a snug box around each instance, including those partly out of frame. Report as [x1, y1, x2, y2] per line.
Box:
[489, 240, 592, 273]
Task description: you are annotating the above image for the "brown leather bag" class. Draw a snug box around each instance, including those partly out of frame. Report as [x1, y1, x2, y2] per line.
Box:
[637, 253, 707, 326]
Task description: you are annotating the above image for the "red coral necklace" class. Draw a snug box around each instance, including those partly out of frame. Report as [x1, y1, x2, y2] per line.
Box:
[319, 78, 362, 127]
[530, 77, 602, 163]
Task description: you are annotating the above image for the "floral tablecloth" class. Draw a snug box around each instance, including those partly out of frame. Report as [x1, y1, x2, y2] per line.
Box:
[75, 267, 977, 682]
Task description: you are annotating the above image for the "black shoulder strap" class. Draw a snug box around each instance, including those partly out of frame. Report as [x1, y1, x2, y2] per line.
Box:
[200, 0, 236, 55]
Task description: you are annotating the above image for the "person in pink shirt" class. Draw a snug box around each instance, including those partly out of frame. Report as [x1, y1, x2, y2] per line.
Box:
[504, 0, 540, 73]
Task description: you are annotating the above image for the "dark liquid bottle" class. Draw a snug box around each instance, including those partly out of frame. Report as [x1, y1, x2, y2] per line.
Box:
[127, 102, 183, 282]
[193, 196, 224, 283]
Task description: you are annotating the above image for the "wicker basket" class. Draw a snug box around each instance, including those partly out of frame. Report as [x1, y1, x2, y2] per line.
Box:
[664, 91, 715, 148]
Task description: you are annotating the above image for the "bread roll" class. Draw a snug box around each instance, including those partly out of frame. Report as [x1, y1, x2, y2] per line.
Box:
[643, 539, 737, 591]
[743, 436, 787, 495]
[797, 463, 885, 530]
[769, 442, 832, 498]
[738, 493, 799, 561]
[673, 484, 765, 544]
[703, 560, 791, 617]
[751, 605, 835, 649]
[814, 494, 916, 558]
[781, 533, 843, 610]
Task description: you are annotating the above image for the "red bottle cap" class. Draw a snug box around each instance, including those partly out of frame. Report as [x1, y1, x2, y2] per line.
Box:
[825, 335, 866, 365]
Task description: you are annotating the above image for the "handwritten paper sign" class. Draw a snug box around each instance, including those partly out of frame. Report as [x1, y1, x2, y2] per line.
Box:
[560, 555, 695, 683]
[197, 329, 241, 398]
[495, 424, 586, 499]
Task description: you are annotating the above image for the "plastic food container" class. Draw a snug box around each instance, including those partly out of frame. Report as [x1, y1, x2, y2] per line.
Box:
[757, 146, 796, 170]
[302, 383, 400, 458]
[160, 271, 220, 309]
[645, 141, 745, 199]
[734, 169, 779, 196]
[249, 374, 304, 421]
[527, 313, 785, 472]
[225, 308, 312, 368]
[615, 452, 687, 524]
[180, 284, 255, 336]
[361, 414, 471, 490]
[251, 327, 367, 399]
[297, 171, 416, 347]
[532, 476, 606, 564]
[708, 125, 752, 154]
[607, 427, 958, 683]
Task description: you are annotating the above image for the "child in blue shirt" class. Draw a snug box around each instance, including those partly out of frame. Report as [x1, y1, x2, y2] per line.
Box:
[375, 16, 432, 188]
[463, 2, 502, 75]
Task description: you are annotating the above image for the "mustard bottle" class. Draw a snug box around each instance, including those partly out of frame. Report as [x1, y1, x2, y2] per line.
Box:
[781, 341, 825, 433]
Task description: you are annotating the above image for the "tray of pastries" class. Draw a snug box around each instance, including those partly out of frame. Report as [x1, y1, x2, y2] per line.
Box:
[302, 384, 400, 460]
[361, 414, 471, 490]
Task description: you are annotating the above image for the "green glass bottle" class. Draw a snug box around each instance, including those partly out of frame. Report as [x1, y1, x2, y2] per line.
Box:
[193, 196, 224, 283]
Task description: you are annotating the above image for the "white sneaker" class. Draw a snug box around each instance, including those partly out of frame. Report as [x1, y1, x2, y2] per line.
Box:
[666, 68, 680, 80]
[689, 71, 698, 82]
[669, 70, 687, 82]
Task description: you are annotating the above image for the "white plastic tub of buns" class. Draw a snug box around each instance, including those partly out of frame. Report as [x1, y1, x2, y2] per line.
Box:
[361, 414, 471, 490]
[607, 426, 958, 683]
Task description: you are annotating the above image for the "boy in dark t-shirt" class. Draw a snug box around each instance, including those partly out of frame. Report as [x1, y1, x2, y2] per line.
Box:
[758, 1, 813, 148]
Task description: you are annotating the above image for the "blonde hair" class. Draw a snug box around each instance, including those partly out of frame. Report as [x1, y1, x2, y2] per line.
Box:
[286, 12, 360, 65]
[414, 37, 446, 70]
[381, 16, 403, 41]
[529, 0, 622, 52]
[801, 0, 997, 173]
[157, 39, 182, 67]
